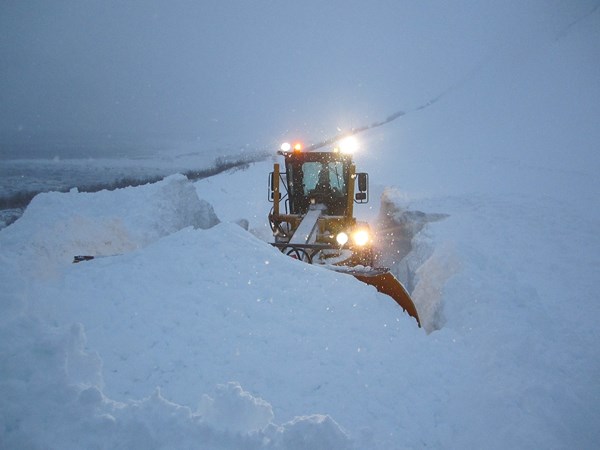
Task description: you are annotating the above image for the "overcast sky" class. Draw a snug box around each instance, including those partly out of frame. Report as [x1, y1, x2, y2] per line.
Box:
[1, 1, 597, 148]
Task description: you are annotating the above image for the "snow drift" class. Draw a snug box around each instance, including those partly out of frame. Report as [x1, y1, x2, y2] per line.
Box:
[0, 175, 362, 449]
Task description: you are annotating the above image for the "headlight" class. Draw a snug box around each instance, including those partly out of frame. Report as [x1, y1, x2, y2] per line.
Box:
[336, 232, 349, 245]
[352, 229, 370, 246]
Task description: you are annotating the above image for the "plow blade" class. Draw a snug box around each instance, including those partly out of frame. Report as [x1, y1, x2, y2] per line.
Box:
[352, 269, 421, 327]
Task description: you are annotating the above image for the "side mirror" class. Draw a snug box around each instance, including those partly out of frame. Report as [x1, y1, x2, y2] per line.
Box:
[355, 172, 368, 203]
[268, 172, 275, 201]
[357, 172, 368, 192]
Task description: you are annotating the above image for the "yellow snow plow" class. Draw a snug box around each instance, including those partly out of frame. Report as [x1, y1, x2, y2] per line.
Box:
[268, 140, 421, 327]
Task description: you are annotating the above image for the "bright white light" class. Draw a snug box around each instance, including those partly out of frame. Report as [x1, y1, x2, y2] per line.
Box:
[338, 136, 359, 154]
[336, 232, 349, 245]
[280, 142, 291, 151]
[352, 229, 370, 246]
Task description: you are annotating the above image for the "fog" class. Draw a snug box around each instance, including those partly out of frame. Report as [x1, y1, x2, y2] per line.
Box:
[1, 1, 598, 153]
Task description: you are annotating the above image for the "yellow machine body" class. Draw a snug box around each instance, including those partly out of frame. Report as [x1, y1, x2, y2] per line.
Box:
[268, 149, 421, 327]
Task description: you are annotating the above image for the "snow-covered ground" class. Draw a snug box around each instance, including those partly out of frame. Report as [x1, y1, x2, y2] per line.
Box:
[2, 4, 599, 450]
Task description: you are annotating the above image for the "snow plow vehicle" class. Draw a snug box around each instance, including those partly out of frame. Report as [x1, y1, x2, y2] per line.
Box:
[268, 140, 421, 327]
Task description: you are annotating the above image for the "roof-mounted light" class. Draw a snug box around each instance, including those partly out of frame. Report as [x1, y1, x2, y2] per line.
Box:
[338, 136, 359, 154]
[280, 141, 303, 152]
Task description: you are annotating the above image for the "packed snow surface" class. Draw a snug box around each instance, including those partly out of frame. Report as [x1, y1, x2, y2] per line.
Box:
[1, 4, 600, 450]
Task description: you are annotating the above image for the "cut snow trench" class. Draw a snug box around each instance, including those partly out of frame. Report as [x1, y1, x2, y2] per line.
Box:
[374, 188, 457, 333]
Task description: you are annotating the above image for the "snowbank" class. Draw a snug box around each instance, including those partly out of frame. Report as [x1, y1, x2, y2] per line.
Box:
[0, 174, 218, 268]
[0, 316, 350, 450]
[0, 177, 359, 449]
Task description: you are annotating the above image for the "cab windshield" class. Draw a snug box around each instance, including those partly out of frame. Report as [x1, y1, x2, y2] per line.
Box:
[284, 153, 350, 215]
[301, 161, 347, 195]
